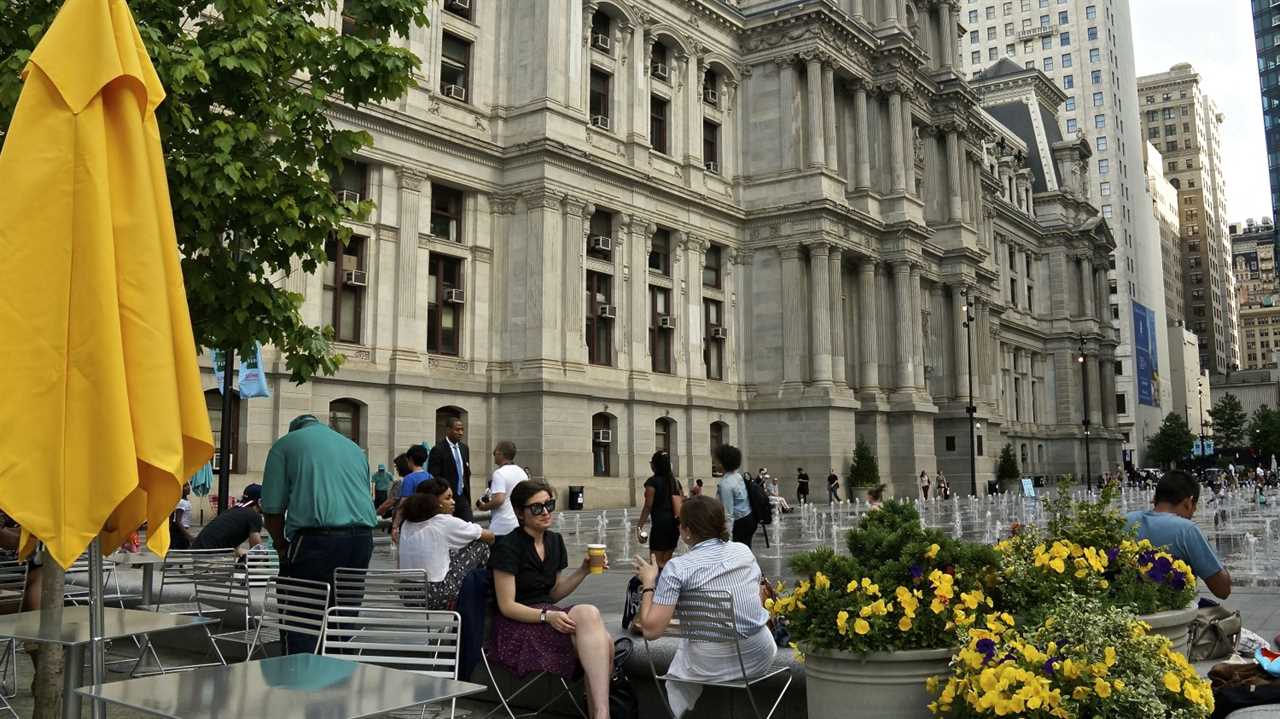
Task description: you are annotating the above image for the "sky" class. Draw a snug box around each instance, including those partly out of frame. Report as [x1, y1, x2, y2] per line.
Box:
[1131, 0, 1273, 223]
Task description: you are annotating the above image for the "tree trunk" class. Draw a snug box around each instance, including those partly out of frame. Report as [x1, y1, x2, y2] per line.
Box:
[32, 551, 64, 719]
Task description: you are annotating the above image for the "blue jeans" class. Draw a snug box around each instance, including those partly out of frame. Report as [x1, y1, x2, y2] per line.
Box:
[280, 528, 373, 655]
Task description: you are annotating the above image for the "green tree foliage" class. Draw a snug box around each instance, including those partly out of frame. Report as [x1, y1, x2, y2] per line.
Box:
[1249, 406, 1280, 461]
[996, 443, 1020, 488]
[0, 0, 429, 381]
[1208, 393, 1247, 449]
[848, 436, 880, 488]
[1147, 412, 1196, 468]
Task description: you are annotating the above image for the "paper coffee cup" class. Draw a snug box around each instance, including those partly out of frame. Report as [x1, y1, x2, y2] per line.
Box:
[587, 544, 607, 574]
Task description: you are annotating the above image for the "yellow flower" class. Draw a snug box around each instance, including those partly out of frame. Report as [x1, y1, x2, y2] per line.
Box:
[846, 579, 860, 593]
[836, 610, 850, 635]
[1048, 557, 1066, 573]
[925, 543, 941, 559]
[854, 618, 870, 635]
[1094, 679, 1112, 698]
[899, 616, 913, 631]
[1113, 679, 1125, 690]
[814, 572, 830, 591]
[1103, 646, 1116, 667]
[1071, 686, 1090, 700]
[1164, 672, 1182, 693]
[926, 676, 940, 693]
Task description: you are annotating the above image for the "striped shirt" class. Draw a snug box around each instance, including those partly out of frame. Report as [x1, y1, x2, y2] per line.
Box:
[654, 538, 768, 638]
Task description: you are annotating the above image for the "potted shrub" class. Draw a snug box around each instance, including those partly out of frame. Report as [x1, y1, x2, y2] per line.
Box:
[930, 596, 1214, 718]
[848, 436, 880, 493]
[771, 502, 1000, 719]
[996, 444, 1020, 494]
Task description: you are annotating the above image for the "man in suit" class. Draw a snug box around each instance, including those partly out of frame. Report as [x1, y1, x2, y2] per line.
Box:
[429, 416, 473, 521]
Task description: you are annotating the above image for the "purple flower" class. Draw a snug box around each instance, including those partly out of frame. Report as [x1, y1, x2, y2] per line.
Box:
[1138, 550, 1157, 566]
[1147, 556, 1173, 583]
[976, 638, 997, 664]
[909, 564, 925, 580]
[1167, 569, 1187, 590]
[1105, 547, 1120, 564]
[1043, 657, 1058, 676]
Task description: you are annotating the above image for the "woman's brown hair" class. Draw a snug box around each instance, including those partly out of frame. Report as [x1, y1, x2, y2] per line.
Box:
[510, 479, 556, 526]
[401, 478, 451, 523]
[679, 495, 729, 543]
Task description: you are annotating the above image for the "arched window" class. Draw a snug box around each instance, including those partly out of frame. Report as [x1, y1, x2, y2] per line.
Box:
[205, 389, 243, 473]
[592, 413, 616, 477]
[1020, 443, 1029, 470]
[434, 406, 467, 445]
[329, 399, 364, 448]
[655, 417, 678, 475]
[709, 421, 729, 477]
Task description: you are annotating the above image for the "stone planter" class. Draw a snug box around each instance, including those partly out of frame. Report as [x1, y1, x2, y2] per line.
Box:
[804, 645, 953, 719]
[1140, 604, 1198, 657]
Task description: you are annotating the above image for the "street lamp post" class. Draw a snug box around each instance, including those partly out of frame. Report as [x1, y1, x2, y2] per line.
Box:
[962, 287, 978, 496]
[1078, 335, 1092, 492]
[1196, 378, 1207, 476]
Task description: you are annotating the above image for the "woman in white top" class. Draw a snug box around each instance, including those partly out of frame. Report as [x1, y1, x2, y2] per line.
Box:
[633, 495, 777, 718]
[399, 478, 495, 609]
[475, 440, 527, 537]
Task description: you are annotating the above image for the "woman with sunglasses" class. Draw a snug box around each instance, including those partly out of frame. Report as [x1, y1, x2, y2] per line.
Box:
[489, 480, 614, 719]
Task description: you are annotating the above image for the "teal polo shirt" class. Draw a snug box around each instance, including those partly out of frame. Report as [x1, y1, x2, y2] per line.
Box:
[261, 415, 377, 541]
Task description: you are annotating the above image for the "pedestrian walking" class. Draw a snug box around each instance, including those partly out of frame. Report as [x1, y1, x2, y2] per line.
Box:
[919, 470, 931, 500]
[826, 470, 840, 503]
[715, 444, 754, 547]
[796, 467, 810, 504]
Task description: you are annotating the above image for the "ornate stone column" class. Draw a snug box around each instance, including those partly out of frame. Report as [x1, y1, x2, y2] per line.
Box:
[893, 261, 914, 389]
[938, 1, 955, 71]
[777, 57, 799, 171]
[1101, 357, 1118, 428]
[911, 264, 925, 389]
[952, 285, 969, 401]
[887, 89, 906, 194]
[883, 0, 899, 27]
[805, 55, 825, 168]
[859, 259, 879, 391]
[829, 247, 847, 386]
[1081, 257, 1096, 319]
[1088, 356, 1103, 427]
[902, 93, 916, 196]
[394, 166, 428, 356]
[946, 128, 963, 222]
[821, 61, 839, 171]
[781, 244, 805, 389]
[854, 82, 872, 190]
[809, 244, 834, 386]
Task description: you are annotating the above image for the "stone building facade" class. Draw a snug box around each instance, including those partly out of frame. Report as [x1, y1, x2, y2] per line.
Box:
[206, 0, 1121, 504]
[1232, 217, 1280, 370]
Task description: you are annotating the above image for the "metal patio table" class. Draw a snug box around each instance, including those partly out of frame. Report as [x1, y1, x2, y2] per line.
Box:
[75, 653, 488, 719]
[0, 605, 215, 719]
[107, 550, 165, 606]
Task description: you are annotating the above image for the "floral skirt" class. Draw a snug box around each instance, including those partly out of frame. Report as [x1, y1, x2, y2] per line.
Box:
[423, 540, 490, 610]
[487, 604, 579, 679]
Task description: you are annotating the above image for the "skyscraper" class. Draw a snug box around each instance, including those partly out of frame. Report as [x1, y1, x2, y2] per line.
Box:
[1137, 64, 1236, 376]
[1253, 0, 1280, 229]
[964, 0, 1169, 462]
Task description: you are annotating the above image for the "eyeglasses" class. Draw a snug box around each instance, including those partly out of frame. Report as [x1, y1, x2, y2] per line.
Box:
[525, 499, 556, 516]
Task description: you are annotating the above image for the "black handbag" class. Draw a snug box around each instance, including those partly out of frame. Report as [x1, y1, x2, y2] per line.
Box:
[608, 637, 639, 719]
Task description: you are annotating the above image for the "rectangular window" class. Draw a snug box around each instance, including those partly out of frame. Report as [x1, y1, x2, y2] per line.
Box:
[987, 26, 997, 40]
[969, 9, 978, 23]
[1116, 393, 1127, 415]
[703, 245, 722, 288]
[1098, 158, 1109, 174]
[1096, 135, 1107, 150]
[945, 436, 956, 452]
[972, 50, 981, 64]
[703, 299, 724, 380]
[1066, 118, 1077, 133]
[703, 120, 720, 171]
[1094, 113, 1106, 128]
[323, 235, 365, 344]
[1100, 181, 1111, 196]
[589, 70, 611, 122]
[427, 252, 463, 355]
[331, 160, 368, 201]
[1087, 26, 1098, 40]
[429, 183, 464, 242]
[1041, 36, 1052, 50]
[1085, 4, 1096, 19]
[1063, 74, 1074, 89]
[1004, 22, 1014, 36]
[986, 5, 996, 19]
[989, 47, 999, 60]
[588, 209, 613, 261]
[440, 33, 471, 100]
[1065, 97, 1075, 111]
[1091, 70, 1102, 85]
[586, 271, 613, 366]
[1089, 48, 1101, 63]
[1060, 31, 1070, 45]
[649, 228, 671, 275]
[970, 30, 979, 44]
[1043, 56, 1054, 71]
[1062, 53, 1073, 68]
[650, 286, 673, 374]
[649, 96, 668, 154]
[1093, 91, 1104, 106]
[1058, 10, 1068, 23]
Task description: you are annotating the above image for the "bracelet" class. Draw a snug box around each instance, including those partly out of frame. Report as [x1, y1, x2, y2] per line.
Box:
[540, 609, 548, 623]
[640, 587, 655, 596]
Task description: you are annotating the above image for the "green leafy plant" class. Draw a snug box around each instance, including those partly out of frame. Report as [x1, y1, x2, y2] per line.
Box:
[1148, 413, 1196, 469]
[848, 436, 880, 488]
[1043, 481, 1128, 550]
[776, 501, 1000, 656]
[931, 597, 1213, 719]
[0, 0, 429, 381]
[1208, 393, 1247, 450]
[996, 444, 1020, 491]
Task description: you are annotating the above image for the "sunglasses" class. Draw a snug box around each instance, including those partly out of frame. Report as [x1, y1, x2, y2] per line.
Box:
[525, 499, 556, 516]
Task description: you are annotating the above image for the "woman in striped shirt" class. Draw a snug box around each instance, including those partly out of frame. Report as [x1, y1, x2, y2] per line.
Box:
[632, 495, 776, 717]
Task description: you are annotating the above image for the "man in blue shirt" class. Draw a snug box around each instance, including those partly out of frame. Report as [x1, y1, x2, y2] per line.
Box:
[714, 444, 754, 547]
[1125, 469, 1231, 599]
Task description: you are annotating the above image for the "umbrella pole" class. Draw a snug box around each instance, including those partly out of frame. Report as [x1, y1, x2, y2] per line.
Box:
[88, 537, 105, 719]
[216, 347, 236, 514]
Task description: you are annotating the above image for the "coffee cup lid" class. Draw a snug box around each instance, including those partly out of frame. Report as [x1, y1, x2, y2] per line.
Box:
[587, 544, 607, 549]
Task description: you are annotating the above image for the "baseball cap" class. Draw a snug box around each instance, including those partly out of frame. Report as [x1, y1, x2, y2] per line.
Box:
[237, 484, 262, 507]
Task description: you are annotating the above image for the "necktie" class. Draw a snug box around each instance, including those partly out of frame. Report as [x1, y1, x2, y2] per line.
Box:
[452, 443, 464, 497]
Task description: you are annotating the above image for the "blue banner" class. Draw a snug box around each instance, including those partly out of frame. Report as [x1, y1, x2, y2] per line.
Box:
[1132, 301, 1160, 408]
[211, 345, 271, 399]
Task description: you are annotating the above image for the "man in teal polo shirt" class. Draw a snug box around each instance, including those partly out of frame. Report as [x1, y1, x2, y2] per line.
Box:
[261, 414, 376, 654]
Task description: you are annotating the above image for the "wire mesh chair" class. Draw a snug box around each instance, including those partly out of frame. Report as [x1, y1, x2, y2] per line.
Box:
[332, 567, 428, 612]
[642, 589, 792, 719]
[246, 576, 330, 658]
[130, 565, 234, 676]
[149, 548, 238, 614]
[0, 560, 28, 719]
[234, 548, 279, 590]
[63, 553, 132, 607]
[320, 607, 463, 719]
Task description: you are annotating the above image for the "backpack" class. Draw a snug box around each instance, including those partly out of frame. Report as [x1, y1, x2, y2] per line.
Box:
[746, 479, 774, 525]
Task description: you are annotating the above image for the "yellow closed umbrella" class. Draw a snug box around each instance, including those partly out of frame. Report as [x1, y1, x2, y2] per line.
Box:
[0, 0, 214, 569]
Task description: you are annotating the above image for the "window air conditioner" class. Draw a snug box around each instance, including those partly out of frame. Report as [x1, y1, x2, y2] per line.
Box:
[442, 84, 467, 101]
[651, 63, 669, 81]
[337, 189, 361, 204]
[710, 325, 727, 339]
[593, 429, 613, 444]
[703, 88, 719, 105]
[589, 235, 613, 252]
[591, 33, 611, 51]
[444, 288, 465, 304]
[591, 114, 611, 130]
[657, 315, 676, 329]
[704, 161, 719, 173]
[598, 304, 617, 319]
[343, 270, 367, 286]
[445, 0, 470, 11]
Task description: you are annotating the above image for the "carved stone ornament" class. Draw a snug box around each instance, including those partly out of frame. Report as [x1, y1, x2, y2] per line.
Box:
[400, 167, 428, 192]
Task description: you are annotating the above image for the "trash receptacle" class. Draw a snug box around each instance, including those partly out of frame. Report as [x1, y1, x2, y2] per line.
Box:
[568, 485, 585, 511]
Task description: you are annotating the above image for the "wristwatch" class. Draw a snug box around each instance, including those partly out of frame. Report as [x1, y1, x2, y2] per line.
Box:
[539, 609, 548, 624]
